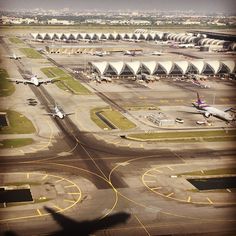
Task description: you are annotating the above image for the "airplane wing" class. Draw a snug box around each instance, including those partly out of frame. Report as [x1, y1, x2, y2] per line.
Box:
[39, 79, 58, 84]
[43, 112, 56, 116]
[224, 108, 233, 112]
[65, 112, 74, 116]
[8, 79, 32, 84]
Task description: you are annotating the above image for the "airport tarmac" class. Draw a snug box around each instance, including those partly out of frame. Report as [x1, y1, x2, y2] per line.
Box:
[0, 30, 236, 236]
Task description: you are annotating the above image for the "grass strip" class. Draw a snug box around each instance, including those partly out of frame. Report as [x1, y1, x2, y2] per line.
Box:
[0, 68, 15, 96]
[41, 67, 90, 95]
[20, 48, 43, 59]
[0, 110, 36, 134]
[0, 138, 33, 148]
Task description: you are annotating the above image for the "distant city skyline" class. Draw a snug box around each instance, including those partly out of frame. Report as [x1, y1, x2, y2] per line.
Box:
[0, 0, 235, 14]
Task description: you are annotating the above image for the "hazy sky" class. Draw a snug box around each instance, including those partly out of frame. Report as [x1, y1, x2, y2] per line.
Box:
[0, 0, 235, 13]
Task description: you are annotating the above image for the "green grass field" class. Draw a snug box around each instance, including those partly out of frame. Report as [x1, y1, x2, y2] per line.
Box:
[41, 67, 90, 95]
[90, 108, 136, 130]
[0, 110, 36, 134]
[101, 109, 136, 130]
[128, 130, 236, 142]
[0, 138, 33, 148]
[1, 24, 235, 33]
[0, 68, 15, 97]
[20, 48, 43, 59]
[9, 37, 24, 44]
[90, 107, 112, 130]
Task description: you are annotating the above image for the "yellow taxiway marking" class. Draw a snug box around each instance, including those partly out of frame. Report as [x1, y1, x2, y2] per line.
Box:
[55, 178, 64, 183]
[201, 170, 204, 174]
[160, 99, 168, 102]
[113, 141, 121, 145]
[207, 197, 213, 204]
[187, 196, 191, 202]
[26, 173, 30, 179]
[172, 152, 186, 163]
[144, 180, 156, 183]
[68, 192, 81, 195]
[226, 189, 231, 193]
[151, 187, 162, 190]
[154, 169, 163, 173]
[140, 144, 144, 148]
[37, 209, 42, 216]
[64, 199, 75, 203]
[167, 166, 174, 171]
[166, 192, 174, 197]
[42, 174, 48, 180]
[65, 184, 75, 188]
[134, 214, 151, 236]
[145, 173, 156, 178]
[52, 204, 63, 211]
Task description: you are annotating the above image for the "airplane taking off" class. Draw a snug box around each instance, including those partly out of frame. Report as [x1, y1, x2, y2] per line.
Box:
[192, 92, 234, 122]
[10, 75, 57, 87]
[45, 105, 74, 119]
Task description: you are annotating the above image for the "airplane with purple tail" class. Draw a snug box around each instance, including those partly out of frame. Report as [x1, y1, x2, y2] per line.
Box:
[192, 93, 234, 122]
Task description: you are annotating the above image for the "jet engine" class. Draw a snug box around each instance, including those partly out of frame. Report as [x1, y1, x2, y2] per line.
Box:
[204, 112, 211, 118]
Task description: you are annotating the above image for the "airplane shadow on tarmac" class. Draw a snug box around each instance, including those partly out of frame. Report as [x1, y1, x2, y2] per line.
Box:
[4, 206, 131, 236]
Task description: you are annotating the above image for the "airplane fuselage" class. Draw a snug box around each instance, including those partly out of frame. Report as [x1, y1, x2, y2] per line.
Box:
[54, 107, 65, 119]
[31, 77, 40, 86]
[196, 104, 233, 121]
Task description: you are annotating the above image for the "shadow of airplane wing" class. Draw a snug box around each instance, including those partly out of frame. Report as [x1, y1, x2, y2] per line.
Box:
[44, 206, 130, 236]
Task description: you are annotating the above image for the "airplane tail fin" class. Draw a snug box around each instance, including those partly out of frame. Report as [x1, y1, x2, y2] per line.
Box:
[194, 92, 208, 108]
[196, 92, 204, 105]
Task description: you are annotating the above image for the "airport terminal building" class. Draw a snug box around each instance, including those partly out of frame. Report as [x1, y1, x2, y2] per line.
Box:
[30, 31, 236, 50]
[88, 60, 235, 76]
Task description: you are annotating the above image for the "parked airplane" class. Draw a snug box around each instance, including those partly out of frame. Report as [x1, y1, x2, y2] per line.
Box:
[136, 73, 155, 83]
[192, 92, 234, 121]
[45, 105, 74, 119]
[123, 50, 142, 56]
[151, 51, 165, 56]
[10, 75, 56, 87]
[91, 74, 111, 83]
[177, 43, 195, 48]
[100, 75, 112, 82]
[93, 51, 110, 57]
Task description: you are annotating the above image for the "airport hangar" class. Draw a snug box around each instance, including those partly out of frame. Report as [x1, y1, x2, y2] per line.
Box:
[30, 31, 236, 51]
[88, 60, 235, 77]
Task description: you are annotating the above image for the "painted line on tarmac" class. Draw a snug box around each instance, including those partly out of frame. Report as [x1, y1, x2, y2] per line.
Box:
[64, 199, 75, 203]
[37, 209, 42, 216]
[187, 196, 191, 202]
[65, 184, 76, 188]
[206, 197, 213, 204]
[134, 214, 151, 236]
[166, 192, 174, 197]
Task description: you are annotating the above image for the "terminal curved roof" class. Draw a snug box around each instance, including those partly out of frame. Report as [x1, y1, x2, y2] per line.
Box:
[30, 32, 165, 41]
[89, 60, 235, 76]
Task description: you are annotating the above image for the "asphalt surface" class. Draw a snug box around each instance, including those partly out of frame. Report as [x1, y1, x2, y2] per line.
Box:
[1, 35, 236, 236]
